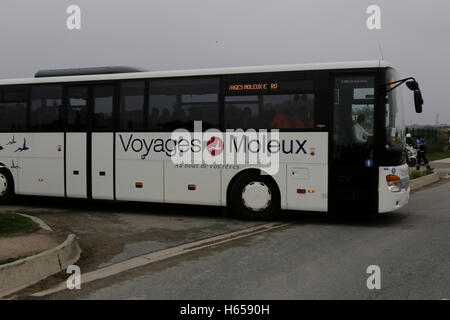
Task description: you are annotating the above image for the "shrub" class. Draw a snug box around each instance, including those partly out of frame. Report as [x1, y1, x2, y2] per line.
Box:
[409, 169, 433, 180]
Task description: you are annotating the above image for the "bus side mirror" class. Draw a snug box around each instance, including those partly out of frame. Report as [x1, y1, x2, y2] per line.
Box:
[406, 80, 419, 91]
[406, 79, 423, 113]
[414, 90, 423, 113]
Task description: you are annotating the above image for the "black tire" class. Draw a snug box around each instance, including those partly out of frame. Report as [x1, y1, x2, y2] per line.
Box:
[407, 158, 416, 167]
[229, 171, 280, 220]
[0, 168, 14, 205]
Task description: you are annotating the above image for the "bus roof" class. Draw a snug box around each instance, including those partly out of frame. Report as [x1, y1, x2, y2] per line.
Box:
[0, 60, 392, 86]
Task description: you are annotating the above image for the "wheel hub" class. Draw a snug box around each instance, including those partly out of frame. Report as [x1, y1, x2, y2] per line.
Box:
[241, 181, 272, 211]
[0, 173, 7, 196]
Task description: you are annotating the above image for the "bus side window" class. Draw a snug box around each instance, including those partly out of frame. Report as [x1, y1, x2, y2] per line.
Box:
[224, 94, 315, 130]
[333, 75, 375, 162]
[30, 85, 63, 131]
[267, 94, 315, 129]
[0, 89, 27, 131]
[120, 81, 145, 131]
[224, 96, 260, 129]
[93, 85, 115, 131]
[67, 86, 88, 131]
[149, 78, 219, 131]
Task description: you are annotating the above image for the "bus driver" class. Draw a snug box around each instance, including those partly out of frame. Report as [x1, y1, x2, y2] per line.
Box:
[352, 114, 370, 144]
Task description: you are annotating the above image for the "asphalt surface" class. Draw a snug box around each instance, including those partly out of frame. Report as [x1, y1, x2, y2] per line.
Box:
[23, 178, 448, 300]
[2, 199, 263, 274]
[4, 159, 448, 300]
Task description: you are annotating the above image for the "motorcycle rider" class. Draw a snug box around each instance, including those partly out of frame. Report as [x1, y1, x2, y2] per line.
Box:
[405, 133, 415, 146]
[416, 136, 432, 171]
[405, 133, 418, 167]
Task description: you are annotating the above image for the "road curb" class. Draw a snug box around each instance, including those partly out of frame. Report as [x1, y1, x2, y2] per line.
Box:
[16, 213, 53, 231]
[0, 234, 81, 298]
[410, 172, 440, 191]
[431, 157, 450, 164]
[32, 222, 290, 298]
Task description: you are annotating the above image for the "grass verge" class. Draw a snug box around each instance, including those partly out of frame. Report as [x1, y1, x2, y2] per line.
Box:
[428, 150, 450, 162]
[409, 169, 434, 180]
[0, 213, 39, 237]
[0, 254, 33, 266]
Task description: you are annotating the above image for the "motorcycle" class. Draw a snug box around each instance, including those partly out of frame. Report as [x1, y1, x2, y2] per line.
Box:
[406, 144, 417, 167]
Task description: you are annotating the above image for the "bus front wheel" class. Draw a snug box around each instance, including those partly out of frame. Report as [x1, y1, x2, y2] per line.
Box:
[0, 169, 14, 205]
[229, 171, 280, 220]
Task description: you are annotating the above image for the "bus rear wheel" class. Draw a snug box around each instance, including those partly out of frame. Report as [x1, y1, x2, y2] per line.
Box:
[229, 171, 280, 220]
[0, 169, 14, 205]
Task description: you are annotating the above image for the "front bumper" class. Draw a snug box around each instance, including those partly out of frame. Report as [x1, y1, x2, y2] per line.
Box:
[378, 164, 410, 213]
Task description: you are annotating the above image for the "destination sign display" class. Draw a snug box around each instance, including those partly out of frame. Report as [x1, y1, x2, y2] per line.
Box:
[228, 83, 279, 92]
[226, 79, 313, 95]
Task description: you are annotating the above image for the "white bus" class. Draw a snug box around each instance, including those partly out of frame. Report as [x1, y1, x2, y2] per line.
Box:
[0, 61, 423, 219]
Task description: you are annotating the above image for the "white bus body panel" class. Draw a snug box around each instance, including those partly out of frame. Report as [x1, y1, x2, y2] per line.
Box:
[164, 161, 221, 205]
[283, 133, 328, 211]
[2, 131, 329, 212]
[66, 133, 87, 198]
[0, 133, 65, 196]
[91, 133, 114, 200]
[115, 159, 164, 202]
[115, 132, 221, 205]
[115, 132, 327, 210]
[286, 163, 328, 211]
[115, 133, 165, 202]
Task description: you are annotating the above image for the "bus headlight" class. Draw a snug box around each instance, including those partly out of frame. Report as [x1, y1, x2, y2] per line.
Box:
[386, 174, 401, 192]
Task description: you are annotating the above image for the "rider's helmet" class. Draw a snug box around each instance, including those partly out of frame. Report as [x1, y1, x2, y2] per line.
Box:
[406, 133, 412, 138]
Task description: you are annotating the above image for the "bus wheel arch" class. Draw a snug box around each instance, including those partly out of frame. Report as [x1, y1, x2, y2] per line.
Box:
[227, 168, 281, 220]
[0, 167, 15, 205]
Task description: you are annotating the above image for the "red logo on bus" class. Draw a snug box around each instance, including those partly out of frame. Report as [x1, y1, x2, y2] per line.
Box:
[206, 136, 224, 156]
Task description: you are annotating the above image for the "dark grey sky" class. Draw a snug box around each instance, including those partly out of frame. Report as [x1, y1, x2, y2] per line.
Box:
[1, 0, 449, 125]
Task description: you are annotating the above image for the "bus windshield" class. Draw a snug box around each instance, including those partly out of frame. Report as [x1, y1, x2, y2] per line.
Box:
[384, 68, 406, 165]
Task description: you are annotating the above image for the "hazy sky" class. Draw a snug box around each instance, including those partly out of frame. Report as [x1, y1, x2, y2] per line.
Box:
[1, 0, 449, 125]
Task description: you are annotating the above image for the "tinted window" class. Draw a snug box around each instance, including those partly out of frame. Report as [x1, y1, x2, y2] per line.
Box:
[384, 69, 406, 165]
[149, 78, 219, 131]
[225, 94, 314, 129]
[67, 86, 88, 131]
[333, 75, 375, 163]
[0, 89, 27, 131]
[93, 85, 114, 131]
[120, 81, 145, 131]
[30, 85, 63, 131]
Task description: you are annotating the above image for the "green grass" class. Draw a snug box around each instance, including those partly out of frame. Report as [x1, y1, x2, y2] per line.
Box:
[0, 213, 39, 237]
[427, 150, 450, 162]
[0, 255, 31, 266]
[409, 169, 434, 180]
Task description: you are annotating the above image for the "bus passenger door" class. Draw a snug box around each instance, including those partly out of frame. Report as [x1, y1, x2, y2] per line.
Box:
[90, 85, 115, 200]
[66, 132, 87, 198]
[65, 84, 115, 200]
[330, 74, 378, 212]
[66, 86, 88, 198]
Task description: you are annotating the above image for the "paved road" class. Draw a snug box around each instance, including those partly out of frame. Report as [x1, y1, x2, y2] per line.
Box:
[33, 179, 449, 300]
[431, 158, 450, 178]
[2, 198, 263, 273]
